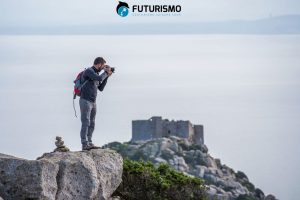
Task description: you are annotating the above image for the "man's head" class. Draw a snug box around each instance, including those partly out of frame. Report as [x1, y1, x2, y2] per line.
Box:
[93, 57, 106, 70]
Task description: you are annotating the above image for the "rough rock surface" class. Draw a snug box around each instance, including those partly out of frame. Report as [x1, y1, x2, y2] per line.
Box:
[264, 194, 278, 200]
[0, 149, 123, 200]
[104, 136, 277, 200]
[0, 153, 58, 200]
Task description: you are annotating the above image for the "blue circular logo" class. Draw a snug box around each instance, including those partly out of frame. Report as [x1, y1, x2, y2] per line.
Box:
[116, 2, 129, 17]
[118, 6, 129, 17]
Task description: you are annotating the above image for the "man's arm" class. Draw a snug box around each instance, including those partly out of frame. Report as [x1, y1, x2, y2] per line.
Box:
[98, 66, 113, 91]
[98, 77, 108, 92]
[84, 68, 108, 82]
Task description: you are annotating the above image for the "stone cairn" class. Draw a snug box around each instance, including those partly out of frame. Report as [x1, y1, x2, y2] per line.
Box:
[54, 136, 70, 152]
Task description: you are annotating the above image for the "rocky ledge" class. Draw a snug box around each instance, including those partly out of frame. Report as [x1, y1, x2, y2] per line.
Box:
[104, 136, 277, 200]
[0, 149, 123, 200]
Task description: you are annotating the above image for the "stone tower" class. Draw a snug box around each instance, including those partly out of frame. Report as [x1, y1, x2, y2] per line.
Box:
[131, 116, 204, 144]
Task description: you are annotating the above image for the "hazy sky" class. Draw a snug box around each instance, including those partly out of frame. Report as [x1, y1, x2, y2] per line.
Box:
[0, 0, 300, 27]
[0, 35, 299, 200]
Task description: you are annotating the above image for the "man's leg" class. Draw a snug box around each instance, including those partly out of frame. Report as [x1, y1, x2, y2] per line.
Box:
[87, 102, 96, 144]
[79, 98, 92, 147]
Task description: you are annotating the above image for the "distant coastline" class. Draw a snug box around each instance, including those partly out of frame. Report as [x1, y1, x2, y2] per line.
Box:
[1, 15, 300, 35]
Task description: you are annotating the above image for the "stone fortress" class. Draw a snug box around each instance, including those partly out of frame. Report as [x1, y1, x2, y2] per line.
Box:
[131, 116, 204, 144]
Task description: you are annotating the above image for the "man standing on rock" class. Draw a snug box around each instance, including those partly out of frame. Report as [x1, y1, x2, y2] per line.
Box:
[80, 57, 113, 150]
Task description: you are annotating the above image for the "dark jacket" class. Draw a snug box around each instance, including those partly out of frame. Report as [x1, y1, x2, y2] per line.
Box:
[80, 66, 109, 103]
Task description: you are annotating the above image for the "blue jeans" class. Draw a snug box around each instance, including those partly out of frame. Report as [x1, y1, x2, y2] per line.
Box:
[79, 98, 97, 146]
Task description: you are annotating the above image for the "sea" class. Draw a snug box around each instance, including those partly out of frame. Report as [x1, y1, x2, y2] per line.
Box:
[0, 34, 299, 200]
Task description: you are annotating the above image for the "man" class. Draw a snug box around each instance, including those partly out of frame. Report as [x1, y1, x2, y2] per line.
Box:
[80, 57, 113, 150]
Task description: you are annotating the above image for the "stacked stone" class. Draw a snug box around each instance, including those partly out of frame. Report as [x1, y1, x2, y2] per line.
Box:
[54, 136, 70, 152]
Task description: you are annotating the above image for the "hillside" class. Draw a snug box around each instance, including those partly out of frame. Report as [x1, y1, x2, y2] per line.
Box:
[103, 136, 278, 200]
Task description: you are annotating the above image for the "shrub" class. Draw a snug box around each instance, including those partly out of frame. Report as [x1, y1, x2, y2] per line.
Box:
[236, 171, 248, 180]
[113, 159, 208, 200]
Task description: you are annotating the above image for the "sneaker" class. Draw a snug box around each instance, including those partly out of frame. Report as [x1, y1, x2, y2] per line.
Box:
[82, 145, 93, 151]
[89, 143, 101, 149]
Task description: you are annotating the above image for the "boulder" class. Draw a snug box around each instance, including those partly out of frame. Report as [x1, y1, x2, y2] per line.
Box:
[204, 174, 218, 184]
[195, 165, 207, 178]
[207, 185, 217, 196]
[265, 194, 277, 200]
[154, 157, 167, 164]
[0, 149, 123, 200]
[0, 153, 58, 200]
[206, 156, 218, 168]
[39, 149, 123, 200]
[160, 148, 175, 160]
[141, 141, 160, 158]
[173, 155, 189, 172]
[169, 141, 179, 152]
[255, 188, 265, 200]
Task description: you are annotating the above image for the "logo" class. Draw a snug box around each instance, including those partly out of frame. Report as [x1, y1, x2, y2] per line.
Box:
[115, 1, 182, 17]
[116, 1, 129, 17]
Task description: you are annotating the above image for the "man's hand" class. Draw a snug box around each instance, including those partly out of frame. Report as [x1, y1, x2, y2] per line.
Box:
[106, 67, 113, 76]
[104, 65, 113, 76]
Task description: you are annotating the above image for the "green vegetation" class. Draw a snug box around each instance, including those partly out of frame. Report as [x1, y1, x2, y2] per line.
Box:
[235, 171, 248, 180]
[113, 159, 207, 200]
[235, 171, 255, 192]
[241, 181, 255, 192]
[104, 142, 129, 157]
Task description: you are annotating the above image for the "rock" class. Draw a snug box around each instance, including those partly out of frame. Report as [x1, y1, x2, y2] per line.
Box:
[208, 167, 218, 175]
[201, 144, 209, 153]
[141, 141, 160, 158]
[40, 149, 123, 200]
[265, 194, 277, 200]
[0, 149, 123, 200]
[215, 158, 222, 168]
[206, 156, 218, 168]
[160, 148, 175, 160]
[0, 153, 58, 200]
[255, 188, 265, 200]
[195, 165, 207, 178]
[168, 159, 175, 166]
[160, 138, 172, 151]
[0, 196, 3, 200]
[104, 138, 274, 200]
[207, 185, 232, 200]
[54, 136, 70, 152]
[216, 169, 223, 177]
[169, 141, 179, 152]
[207, 185, 217, 196]
[204, 174, 218, 184]
[154, 157, 167, 164]
[173, 155, 189, 172]
[110, 196, 121, 200]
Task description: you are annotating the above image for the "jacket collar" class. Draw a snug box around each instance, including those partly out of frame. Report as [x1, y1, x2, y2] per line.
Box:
[92, 66, 101, 73]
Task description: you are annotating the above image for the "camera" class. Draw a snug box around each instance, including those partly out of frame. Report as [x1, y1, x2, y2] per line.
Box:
[104, 65, 115, 73]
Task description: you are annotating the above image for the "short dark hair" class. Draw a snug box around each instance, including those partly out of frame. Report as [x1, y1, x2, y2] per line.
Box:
[94, 57, 106, 65]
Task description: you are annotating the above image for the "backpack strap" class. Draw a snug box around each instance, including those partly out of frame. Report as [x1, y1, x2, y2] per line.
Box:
[79, 68, 90, 90]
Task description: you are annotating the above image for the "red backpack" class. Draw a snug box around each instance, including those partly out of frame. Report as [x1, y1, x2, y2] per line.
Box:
[73, 70, 86, 99]
[73, 69, 88, 117]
